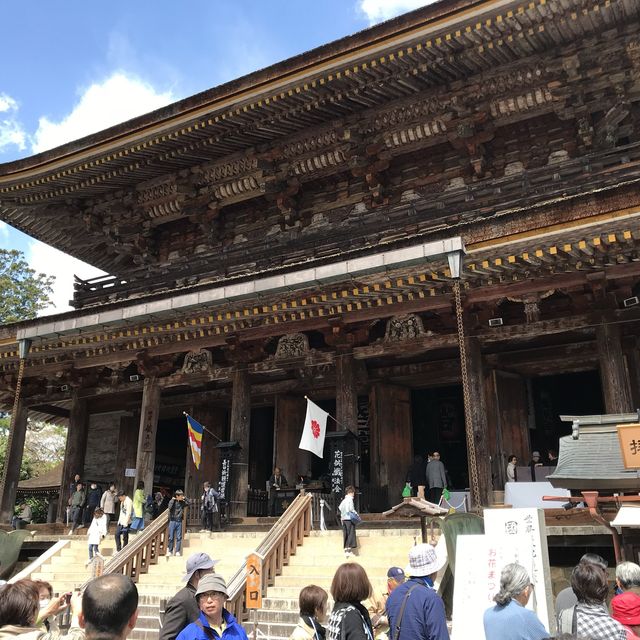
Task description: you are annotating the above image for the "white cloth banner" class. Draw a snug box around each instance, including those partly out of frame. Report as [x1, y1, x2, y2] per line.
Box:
[299, 399, 329, 458]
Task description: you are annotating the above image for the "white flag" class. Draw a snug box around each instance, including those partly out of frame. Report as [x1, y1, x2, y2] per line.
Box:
[299, 398, 329, 459]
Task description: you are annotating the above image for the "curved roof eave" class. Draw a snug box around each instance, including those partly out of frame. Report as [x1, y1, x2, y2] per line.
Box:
[0, 0, 479, 178]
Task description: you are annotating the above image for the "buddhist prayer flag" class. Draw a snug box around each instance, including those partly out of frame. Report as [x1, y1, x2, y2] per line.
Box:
[186, 414, 204, 469]
[299, 398, 328, 459]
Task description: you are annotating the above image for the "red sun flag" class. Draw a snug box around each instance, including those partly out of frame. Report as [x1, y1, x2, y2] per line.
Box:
[299, 399, 328, 458]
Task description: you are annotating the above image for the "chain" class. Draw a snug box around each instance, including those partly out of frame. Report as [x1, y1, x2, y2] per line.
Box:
[0, 356, 26, 495]
[453, 280, 482, 510]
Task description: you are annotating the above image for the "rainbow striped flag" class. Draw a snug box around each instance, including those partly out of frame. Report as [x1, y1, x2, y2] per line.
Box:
[186, 414, 204, 469]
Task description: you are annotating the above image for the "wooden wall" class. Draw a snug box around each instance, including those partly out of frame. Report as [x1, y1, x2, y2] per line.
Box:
[274, 395, 309, 484]
[369, 383, 412, 505]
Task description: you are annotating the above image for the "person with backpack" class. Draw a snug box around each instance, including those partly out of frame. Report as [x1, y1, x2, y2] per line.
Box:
[167, 489, 189, 557]
[200, 481, 220, 532]
[386, 544, 448, 640]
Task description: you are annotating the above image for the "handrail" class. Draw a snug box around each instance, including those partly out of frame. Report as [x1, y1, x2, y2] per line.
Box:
[226, 491, 312, 622]
[81, 509, 170, 590]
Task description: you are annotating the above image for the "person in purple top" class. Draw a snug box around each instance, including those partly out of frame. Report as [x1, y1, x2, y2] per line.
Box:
[483, 563, 548, 640]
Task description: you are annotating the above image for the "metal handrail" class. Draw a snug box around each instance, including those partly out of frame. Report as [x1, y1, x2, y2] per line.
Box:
[226, 491, 312, 621]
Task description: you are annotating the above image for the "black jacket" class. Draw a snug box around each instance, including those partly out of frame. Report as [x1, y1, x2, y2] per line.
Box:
[159, 584, 199, 640]
[330, 601, 373, 640]
[167, 497, 189, 522]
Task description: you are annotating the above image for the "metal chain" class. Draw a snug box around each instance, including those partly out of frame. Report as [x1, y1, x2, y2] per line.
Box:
[453, 280, 483, 510]
[0, 356, 26, 493]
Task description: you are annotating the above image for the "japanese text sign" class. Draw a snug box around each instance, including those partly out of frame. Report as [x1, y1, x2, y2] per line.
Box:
[617, 423, 640, 468]
[245, 553, 262, 609]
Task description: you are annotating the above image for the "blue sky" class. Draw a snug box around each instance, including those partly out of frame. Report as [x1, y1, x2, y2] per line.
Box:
[0, 0, 428, 314]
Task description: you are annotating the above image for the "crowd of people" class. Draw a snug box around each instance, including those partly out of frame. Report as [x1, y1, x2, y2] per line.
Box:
[8, 474, 223, 563]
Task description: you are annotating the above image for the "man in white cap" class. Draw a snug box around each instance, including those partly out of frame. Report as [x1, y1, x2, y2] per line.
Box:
[386, 543, 448, 639]
[159, 552, 217, 640]
[176, 574, 248, 640]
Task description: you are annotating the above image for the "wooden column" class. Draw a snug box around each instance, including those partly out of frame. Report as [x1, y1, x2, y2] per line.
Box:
[597, 323, 633, 413]
[624, 337, 640, 411]
[490, 371, 531, 487]
[56, 392, 89, 522]
[370, 383, 412, 506]
[114, 414, 139, 496]
[0, 399, 28, 522]
[464, 337, 493, 506]
[335, 349, 358, 430]
[229, 366, 250, 518]
[275, 395, 309, 481]
[135, 378, 161, 494]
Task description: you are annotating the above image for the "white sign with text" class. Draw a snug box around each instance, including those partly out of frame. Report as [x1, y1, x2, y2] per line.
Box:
[451, 509, 554, 639]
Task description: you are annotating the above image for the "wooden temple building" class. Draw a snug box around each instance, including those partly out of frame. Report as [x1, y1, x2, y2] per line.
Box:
[2, 0, 640, 522]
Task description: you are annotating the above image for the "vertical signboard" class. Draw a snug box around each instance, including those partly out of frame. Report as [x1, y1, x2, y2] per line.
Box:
[218, 454, 232, 502]
[245, 553, 263, 609]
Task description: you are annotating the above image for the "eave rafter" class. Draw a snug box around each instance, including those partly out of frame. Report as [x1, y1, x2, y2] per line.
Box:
[1, 219, 639, 379]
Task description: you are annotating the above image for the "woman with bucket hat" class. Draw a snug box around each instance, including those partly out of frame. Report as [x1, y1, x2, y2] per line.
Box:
[176, 573, 248, 640]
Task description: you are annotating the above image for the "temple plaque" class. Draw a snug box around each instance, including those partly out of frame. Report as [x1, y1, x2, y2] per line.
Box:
[617, 423, 640, 468]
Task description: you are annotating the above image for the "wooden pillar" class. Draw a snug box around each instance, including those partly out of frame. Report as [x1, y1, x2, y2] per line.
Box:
[275, 395, 309, 481]
[597, 323, 633, 413]
[336, 349, 358, 430]
[230, 367, 250, 518]
[56, 392, 89, 522]
[624, 337, 640, 411]
[135, 378, 161, 495]
[0, 399, 28, 522]
[370, 383, 412, 506]
[114, 414, 139, 497]
[464, 337, 493, 506]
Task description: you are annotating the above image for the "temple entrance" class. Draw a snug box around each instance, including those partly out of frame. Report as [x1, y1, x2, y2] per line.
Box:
[154, 416, 188, 495]
[530, 370, 605, 455]
[411, 386, 468, 490]
[249, 407, 274, 491]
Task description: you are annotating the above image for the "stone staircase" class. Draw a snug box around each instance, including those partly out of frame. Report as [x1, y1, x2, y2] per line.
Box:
[246, 527, 424, 640]
[29, 530, 262, 640]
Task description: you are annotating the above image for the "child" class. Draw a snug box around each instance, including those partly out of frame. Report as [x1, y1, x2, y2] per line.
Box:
[86, 507, 107, 566]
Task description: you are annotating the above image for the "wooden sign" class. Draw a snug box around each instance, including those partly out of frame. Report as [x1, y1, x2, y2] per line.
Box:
[245, 553, 262, 609]
[617, 423, 640, 469]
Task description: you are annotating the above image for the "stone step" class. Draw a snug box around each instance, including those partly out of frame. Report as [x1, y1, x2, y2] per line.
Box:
[248, 609, 299, 624]
[242, 620, 297, 638]
[134, 615, 160, 631]
[262, 597, 299, 611]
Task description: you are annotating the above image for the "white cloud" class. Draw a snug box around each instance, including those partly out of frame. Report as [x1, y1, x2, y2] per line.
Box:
[0, 92, 26, 153]
[31, 72, 175, 153]
[27, 240, 105, 316]
[0, 222, 8, 240]
[359, 0, 434, 23]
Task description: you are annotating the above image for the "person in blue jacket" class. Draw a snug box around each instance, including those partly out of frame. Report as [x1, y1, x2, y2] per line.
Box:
[386, 543, 449, 640]
[176, 573, 248, 640]
[483, 563, 548, 640]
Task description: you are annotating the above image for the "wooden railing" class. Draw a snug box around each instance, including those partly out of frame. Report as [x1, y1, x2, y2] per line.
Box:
[226, 491, 312, 621]
[82, 510, 171, 589]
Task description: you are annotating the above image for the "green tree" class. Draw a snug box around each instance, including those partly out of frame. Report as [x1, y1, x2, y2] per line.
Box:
[0, 416, 66, 481]
[0, 248, 55, 323]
